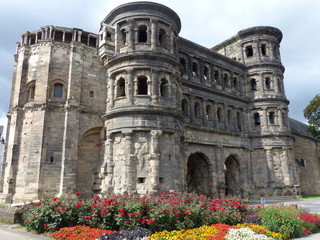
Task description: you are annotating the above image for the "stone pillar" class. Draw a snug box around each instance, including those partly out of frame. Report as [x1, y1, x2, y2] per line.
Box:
[101, 135, 114, 193]
[109, 75, 115, 109]
[124, 132, 135, 191]
[190, 96, 195, 122]
[212, 102, 217, 128]
[127, 70, 134, 104]
[278, 107, 284, 130]
[150, 18, 157, 50]
[265, 147, 274, 185]
[169, 26, 175, 54]
[114, 24, 120, 53]
[273, 75, 279, 93]
[202, 99, 208, 125]
[223, 103, 228, 129]
[215, 146, 226, 198]
[262, 107, 268, 131]
[259, 73, 264, 92]
[128, 19, 134, 51]
[151, 69, 158, 104]
[281, 148, 292, 185]
[148, 130, 162, 192]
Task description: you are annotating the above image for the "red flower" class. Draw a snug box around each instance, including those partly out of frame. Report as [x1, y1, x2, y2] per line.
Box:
[25, 220, 30, 223]
[130, 213, 135, 217]
[75, 192, 80, 195]
[54, 209, 60, 213]
[60, 206, 66, 211]
[125, 220, 130, 225]
[149, 219, 155, 224]
[185, 211, 189, 215]
[76, 203, 82, 208]
[136, 218, 141, 222]
[52, 198, 57, 201]
[142, 219, 147, 224]
[120, 212, 125, 217]
[139, 210, 144, 215]
[36, 202, 41, 206]
[175, 213, 180, 217]
[159, 191, 164, 194]
[43, 224, 47, 228]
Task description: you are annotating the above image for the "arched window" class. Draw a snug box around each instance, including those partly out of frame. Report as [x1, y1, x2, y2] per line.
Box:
[180, 58, 187, 73]
[116, 78, 126, 97]
[181, 99, 189, 115]
[269, 111, 275, 124]
[254, 112, 261, 126]
[137, 76, 148, 95]
[246, 45, 253, 57]
[251, 78, 257, 91]
[159, 29, 167, 47]
[233, 77, 238, 89]
[192, 62, 198, 77]
[195, 101, 201, 118]
[160, 78, 169, 97]
[217, 107, 223, 122]
[224, 74, 229, 87]
[120, 29, 126, 46]
[206, 104, 213, 120]
[236, 112, 241, 131]
[53, 83, 63, 98]
[261, 44, 267, 56]
[204, 66, 209, 80]
[28, 83, 35, 101]
[138, 25, 147, 43]
[265, 77, 271, 90]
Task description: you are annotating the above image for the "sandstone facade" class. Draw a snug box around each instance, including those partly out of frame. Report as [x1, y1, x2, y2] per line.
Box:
[1, 2, 319, 203]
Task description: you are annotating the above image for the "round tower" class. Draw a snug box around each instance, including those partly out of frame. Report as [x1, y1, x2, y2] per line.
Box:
[98, 2, 183, 194]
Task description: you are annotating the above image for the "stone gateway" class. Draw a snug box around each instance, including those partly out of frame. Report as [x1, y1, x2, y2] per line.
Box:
[1, 2, 319, 203]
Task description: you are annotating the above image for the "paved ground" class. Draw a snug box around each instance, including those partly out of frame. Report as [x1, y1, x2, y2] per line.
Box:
[1, 198, 320, 239]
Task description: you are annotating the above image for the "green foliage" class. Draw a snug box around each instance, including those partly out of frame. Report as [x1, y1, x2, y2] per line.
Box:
[21, 192, 254, 234]
[259, 204, 304, 239]
[304, 94, 320, 139]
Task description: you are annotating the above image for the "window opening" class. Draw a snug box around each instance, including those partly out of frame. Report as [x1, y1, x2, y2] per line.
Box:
[269, 111, 275, 124]
[251, 78, 257, 91]
[182, 99, 188, 115]
[89, 91, 94, 98]
[236, 112, 241, 131]
[261, 44, 267, 56]
[192, 62, 198, 77]
[217, 107, 222, 122]
[265, 77, 271, 90]
[246, 45, 253, 57]
[138, 177, 145, 183]
[159, 177, 164, 184]
[300, 159, 305, 167]
[254, 112, 261, 126]
[195, 102, 201, 118]
[81, 33, 88, 45]
[29, 84, 35, 100]
[180, 58, 186, 73]
[55, 31, 63, 42]
[89, 37, 96, 47]
[137, 76, 148, 95]
[117, 78, 126, 97]
[159, 29, 167, 47]
[53, 83, 63, 98]
[160, 78, 169, 97]
[204, 66, 209, 80]
[120, 29, 126, 45]
[214, 70, 219, 82]
[65, 32, 72, 43]
[227, 110, 232, 125]
[106, 32, 112, 41]
[233, 77, 238, 88]
[206, 105, 213, 120]
[224, 74, 228, 87]
[138, 25, 147, 43]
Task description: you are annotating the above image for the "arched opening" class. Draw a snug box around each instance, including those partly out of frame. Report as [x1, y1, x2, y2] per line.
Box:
[225, 155, 241, 195]
[204, 66, 209, 80]
[187, 152, 212, 195]
[159, 28, 167, 47]
[227, 109, 232, 126]
[120, 29, 126, 46]
[192, 62, 198, 77]
[181, 99, 189, 115]
[138, 25, 147, 43]
[233, 77, 238, 89]
[137, 76, 148, 95]
[180, 58, 187, 73]
[206, 104, 213, 121]
[251, 78, 257, 91]
[254, 112, 261, 126]
[265, 77, 271, 90]
[76, 127, 103, 196]
[269, 111, 275, 124]
[116, 78, 126, 97]
[217, 107, 223, 123]
[236, 112, 242, 131]
[160, 78, 169, 97]
[28, 82, 35, 101]
[53, 83, 63, 98]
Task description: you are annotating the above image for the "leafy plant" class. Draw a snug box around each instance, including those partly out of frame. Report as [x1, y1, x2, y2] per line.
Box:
[98, 227, 151, 240]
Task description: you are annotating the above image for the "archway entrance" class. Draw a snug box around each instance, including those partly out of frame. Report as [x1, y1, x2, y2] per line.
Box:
[224, 155, 241, 195]
[76, 127, 103, 196]
[187, 152, 212, 195]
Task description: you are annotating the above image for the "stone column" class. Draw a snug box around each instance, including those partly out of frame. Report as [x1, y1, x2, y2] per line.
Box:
[273, 75, 279, 93]
[127, 70, 134, 104]
[281, 147, 292, 185]
[148, 130, 162, 193]
[101, 135, 114, 192]
[124, 132, 135, 191]
[128, 19, 134, 51]
[212, 102, 217, 128]
[259, 73, 264, 92]
[202, 99, 208, 125]
[265, 147, 274, 185]
[215, 146, 226, 197]
[278, 107, 284, 130]
[169, 26, 175, 54]
[150, 18, 157, 50]
[109, 75, 115, 109]
[190, 96, 195, 122]
[114, 24, 120, 53]
[262, 107, 268, 131]
[151, 69, 158, 104]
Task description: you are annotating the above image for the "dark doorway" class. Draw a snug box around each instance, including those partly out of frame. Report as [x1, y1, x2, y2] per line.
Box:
[225, 155, 241, 195]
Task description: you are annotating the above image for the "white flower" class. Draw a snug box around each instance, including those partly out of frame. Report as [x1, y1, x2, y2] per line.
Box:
[226, 227, 273, 240]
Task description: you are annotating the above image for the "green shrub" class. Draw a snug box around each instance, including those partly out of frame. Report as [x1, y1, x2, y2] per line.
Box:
[259, 204, 304, 239]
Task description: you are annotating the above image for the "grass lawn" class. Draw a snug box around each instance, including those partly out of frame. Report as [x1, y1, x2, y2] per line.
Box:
[302, 194, 320, 199]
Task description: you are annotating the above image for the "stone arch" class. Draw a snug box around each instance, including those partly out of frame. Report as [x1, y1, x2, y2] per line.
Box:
[76, 127, 104, 196]
[187, 152, 212, 195]
[224, 155, 241, 196]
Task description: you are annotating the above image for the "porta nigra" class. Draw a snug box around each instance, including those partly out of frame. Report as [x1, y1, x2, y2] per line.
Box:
[1, 2, 319, 203]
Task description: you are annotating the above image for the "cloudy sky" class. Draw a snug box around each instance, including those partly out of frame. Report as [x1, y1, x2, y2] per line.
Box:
[1, 0, 319, 136]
